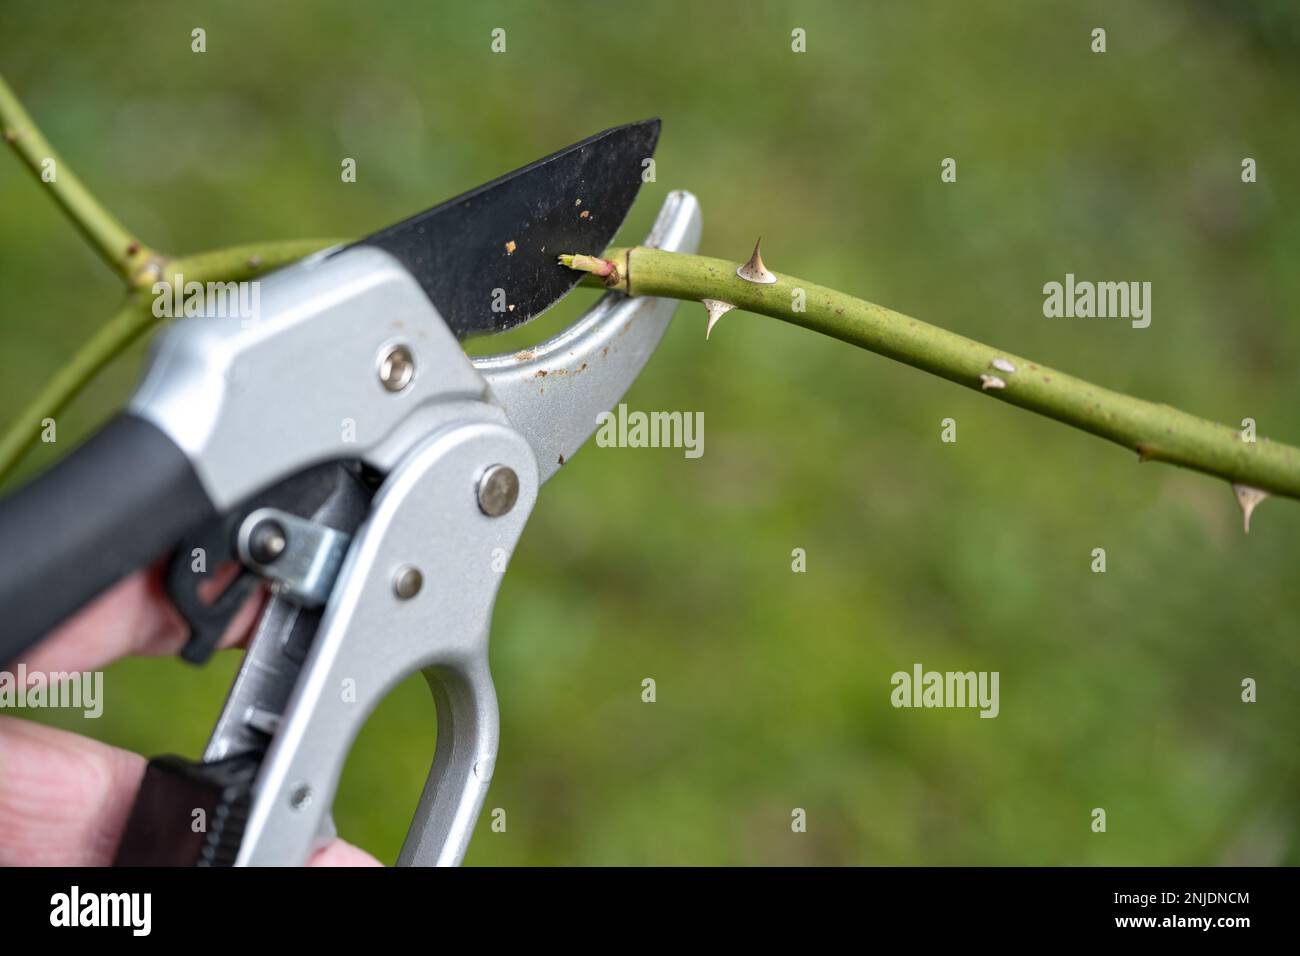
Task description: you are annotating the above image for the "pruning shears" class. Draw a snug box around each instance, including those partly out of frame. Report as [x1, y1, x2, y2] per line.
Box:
[0, 119, 702, 865]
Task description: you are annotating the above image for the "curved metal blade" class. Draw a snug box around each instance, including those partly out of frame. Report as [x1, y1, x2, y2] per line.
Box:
[346, 119, 660, 340]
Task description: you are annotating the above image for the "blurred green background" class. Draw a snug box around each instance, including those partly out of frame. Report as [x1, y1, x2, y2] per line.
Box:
[3, 0, 1298, 865]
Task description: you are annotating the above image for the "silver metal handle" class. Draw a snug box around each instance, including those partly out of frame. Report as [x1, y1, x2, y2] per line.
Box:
[236, 421, 537, 865]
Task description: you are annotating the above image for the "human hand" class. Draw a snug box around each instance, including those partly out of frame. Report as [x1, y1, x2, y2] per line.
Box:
[0, 566, 380, 866]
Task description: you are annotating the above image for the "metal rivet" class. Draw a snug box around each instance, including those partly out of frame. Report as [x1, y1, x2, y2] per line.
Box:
[288, 784, 313, 811]
[393, 565, 423, 600]
[248, 518, 288, 564]
[477, 464, 519, 517]
[378, 343, 415, 392]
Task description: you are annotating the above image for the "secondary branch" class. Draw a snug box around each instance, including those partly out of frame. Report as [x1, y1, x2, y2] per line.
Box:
[0, 73, 163, 287]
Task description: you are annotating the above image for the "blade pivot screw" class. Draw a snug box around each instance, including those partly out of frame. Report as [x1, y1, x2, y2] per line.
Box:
[477, 465, 519, 517]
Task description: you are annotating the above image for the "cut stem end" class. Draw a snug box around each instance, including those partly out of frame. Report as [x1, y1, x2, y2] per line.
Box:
[558, 252, 621, 286]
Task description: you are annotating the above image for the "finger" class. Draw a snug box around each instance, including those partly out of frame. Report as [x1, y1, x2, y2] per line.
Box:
[18, 562, 265, 675]
[0, 716, 141, 866]
[308, 840, 383, 867]
[0, 718, 380, 867]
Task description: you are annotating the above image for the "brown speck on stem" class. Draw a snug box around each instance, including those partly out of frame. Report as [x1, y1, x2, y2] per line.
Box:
[1233, 483, 1270, 533]
[702, 299, 736, 339]
[247, 254, 262, 269]
[736, 238, 777, 284]
[126, 241, 140, 257]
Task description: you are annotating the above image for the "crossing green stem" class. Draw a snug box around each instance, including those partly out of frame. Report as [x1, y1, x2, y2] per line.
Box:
[0, 239, 342, 482]
[0, 73, 162, 286]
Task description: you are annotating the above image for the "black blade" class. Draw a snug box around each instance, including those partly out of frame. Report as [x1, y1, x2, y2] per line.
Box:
[346, 119, 660, 339]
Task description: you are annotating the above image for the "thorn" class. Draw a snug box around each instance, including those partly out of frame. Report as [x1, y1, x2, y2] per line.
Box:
[702, 299, 735, 339]
[1232, 483, 1270, 534]
[736, 238, 777, 285]
[990, 357, 1016, 374]
[979, 374, 1006, 391]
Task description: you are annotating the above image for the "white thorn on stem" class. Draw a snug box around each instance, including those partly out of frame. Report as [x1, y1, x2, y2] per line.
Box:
[991, 357, 1016, 374]
[979, 374, 1006, 391]
[702, 299, 736, 339]
[736, 238, 777, 284]
[1232, 483, 1270, 534]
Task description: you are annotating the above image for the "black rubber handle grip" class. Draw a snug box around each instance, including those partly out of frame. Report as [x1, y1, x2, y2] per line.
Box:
[0, 413, 214, 665]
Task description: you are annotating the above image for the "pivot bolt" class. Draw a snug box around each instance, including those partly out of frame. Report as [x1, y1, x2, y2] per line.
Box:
[477, 465, 519, 517]
[248, 518, 288, 564]
[378, 343, 415, 392]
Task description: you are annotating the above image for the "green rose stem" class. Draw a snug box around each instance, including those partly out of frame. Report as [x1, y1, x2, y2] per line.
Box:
[562, 243, 1300, 531]
[0, 72, 339, 480]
